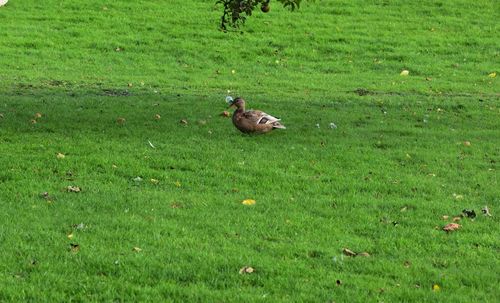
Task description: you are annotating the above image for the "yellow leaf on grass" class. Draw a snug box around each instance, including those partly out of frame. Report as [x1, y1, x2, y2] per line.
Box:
[400, 70, 410, 76]
[488, 72, 496, 78]
[242, 199, 256, 206]
[432, 284, 441, 291]
[56, 153, 65, 159]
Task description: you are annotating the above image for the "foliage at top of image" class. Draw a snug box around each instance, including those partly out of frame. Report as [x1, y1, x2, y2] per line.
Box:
[216, 0, 304, 30]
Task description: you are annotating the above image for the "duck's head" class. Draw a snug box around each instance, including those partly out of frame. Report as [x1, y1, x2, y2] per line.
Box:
[227, 97, 245, 109]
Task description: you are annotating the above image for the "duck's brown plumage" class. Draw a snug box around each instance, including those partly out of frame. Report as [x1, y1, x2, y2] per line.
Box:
[230, 98, 286, 134]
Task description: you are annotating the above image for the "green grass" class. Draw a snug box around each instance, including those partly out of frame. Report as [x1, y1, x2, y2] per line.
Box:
[0, 0, 499, 302]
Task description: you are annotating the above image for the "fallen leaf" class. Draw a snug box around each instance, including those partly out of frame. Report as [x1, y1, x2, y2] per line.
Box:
[70, 243, 80, 253]
[432, 284, 441, 292]
[239, 266, 254, 274]
[442, 215, 449, 220]
[452, 193, 464, 200]
[481, 206, 492, 217]
[488, 72, 496, 78]
[67, 186, 81, 193]
[132, 247, 142, 252]
[154, 114, 161, 120]
[34, 113, 42, 118]
[30, 119, 37, 124]
[67, 233, 74, 239]
[127, 83, 133, 87]
[116, 117, 126, 124]
[242, 199, 256, 206]
[56, 153, 65, 159]
[133, 177, 143, 182]
[150, 178, 159, 184]
[180, 119, 188, 125]
[443, 223, 460, 232]
[0, 113, 4, 118]
[342, 248, 357, 257]
[400, 70, 410, 76]
[357, 252, 370, 257]
[462, 209, 476, 218]
[463, 141, 471, 146]
[452, 216, 461, 222]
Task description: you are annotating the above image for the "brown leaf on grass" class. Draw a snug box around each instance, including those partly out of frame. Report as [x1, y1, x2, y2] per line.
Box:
[443, 223, 460, 232]
[70, 243, 80, 253]
[154, 114, 161, 120]
[239, 266, 254, 274]
[34, 113, 42, 119]
[116, 117, 126, 124]
[67, 186, 81, 193]
[342, 248, 357, 257]
[180, 119, 188, 125]
[452, 216, 461, 222]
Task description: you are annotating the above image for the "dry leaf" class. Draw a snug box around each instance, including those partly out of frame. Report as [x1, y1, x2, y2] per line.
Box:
[0, 113, 4, 119]
[239, 266, 254, 274]
[400, 70, 409, 76]
[127, 83, 133, 87]
[70, 243, 80, 253]
[132, 247, 142, 252]
[342, 248, 357, 257]
[442, 215, 449, 220]
[463, 141, 471, 146]
[67, 233, 74, 239]
[488, 72, 497, 78]
[452, 193, 464, 200]
[30, 119, 37, 124]
[443, 223, 460, 232]
[357, 252, 370, 257]
[481, 206, 492, 217]
[67, 186, 81, 193]
[242, 199, 256, 206]
[34, 113, 42, 118]
[180, 119, 188, 125]
[154, 114, 161, 120]
[452, 217, 461, 222]
[150, 178, 159, 184]
[56, 153, 65, 159]
[116, 117, 126, 124]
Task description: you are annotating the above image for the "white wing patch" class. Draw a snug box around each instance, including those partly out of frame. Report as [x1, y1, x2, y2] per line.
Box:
[256, 112, 281, 125]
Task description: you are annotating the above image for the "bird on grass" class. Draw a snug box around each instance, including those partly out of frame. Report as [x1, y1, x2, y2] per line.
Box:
[226, 96, 286, 134]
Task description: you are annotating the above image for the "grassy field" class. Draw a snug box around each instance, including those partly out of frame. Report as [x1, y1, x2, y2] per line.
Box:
[0, 0, 499, 302]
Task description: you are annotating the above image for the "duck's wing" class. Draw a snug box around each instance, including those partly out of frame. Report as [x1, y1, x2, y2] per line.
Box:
[243, 110, 281, 125]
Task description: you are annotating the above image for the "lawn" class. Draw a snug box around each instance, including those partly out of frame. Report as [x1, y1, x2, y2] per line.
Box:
[0, 0, 499, 302]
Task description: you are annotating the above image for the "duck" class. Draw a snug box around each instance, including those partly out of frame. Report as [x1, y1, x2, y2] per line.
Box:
[226, 96, 286, 134]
